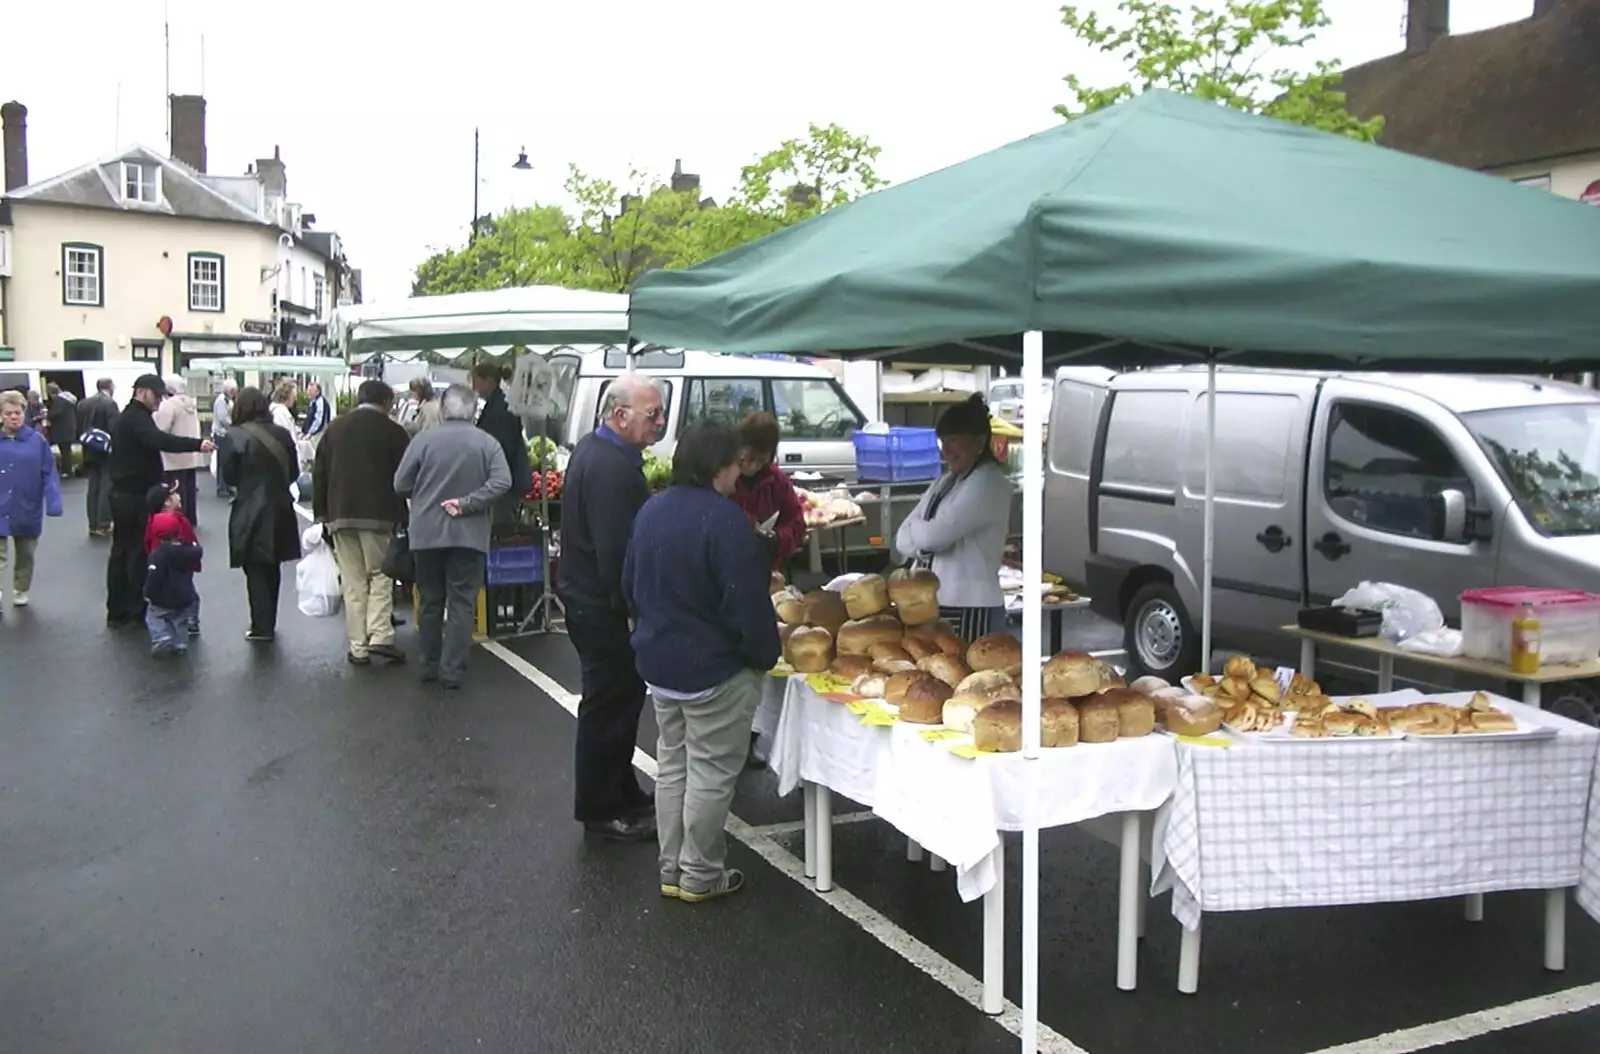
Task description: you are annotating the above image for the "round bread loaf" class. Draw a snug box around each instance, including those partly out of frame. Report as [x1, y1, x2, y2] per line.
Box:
[868, 642, 913, 663]
[972, 700, 1022, 752]
[837, 614, 904, 657]
[842, 574, 890, 619]
[941, 690, 990, 733]
[967, 633, 1023, 676]
[802, 589, 849, 631]
[955, 669, 1015, 695]
[884, 670, 936, 705]
[777, 623, 797, 649]
[897, 676, 953, 724]
[873, 658, 919, 674]
[1077, 696, 1121, 743]
[1098, 687, 1155, 738]
[830, 655, 876, 680]
[1130, 675, 1170, 695]
[785, 625, 834, 673]
[902, 636, 939, 661]
[1041, 698, 1080, 748]
[851, 672, 888, 699]
[918, 653, 971, 688]
[888, 570, 941, 625]
[1042, 651, 1101, 698]
[772, 588, 807, 625]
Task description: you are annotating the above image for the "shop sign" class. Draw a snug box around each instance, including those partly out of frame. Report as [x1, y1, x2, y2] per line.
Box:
[240, 319, 276, 336]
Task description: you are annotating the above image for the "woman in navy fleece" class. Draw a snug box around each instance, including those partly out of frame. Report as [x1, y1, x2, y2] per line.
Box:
[622, 421, 780, 903]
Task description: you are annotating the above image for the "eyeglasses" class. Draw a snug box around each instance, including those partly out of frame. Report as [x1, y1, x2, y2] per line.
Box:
[620, 405, 664, 422]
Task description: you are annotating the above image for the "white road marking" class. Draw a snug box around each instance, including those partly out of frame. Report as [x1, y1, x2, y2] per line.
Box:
[480, 639, 1086, 1054]
[1303, 982, 1600, 1054]
[747, 811, 881, 838]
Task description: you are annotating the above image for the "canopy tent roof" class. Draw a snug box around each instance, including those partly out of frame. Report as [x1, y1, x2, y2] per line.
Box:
[185, 356, 351, 376]
[630, 90, 1600, 371]
[331, 287, 630, 356]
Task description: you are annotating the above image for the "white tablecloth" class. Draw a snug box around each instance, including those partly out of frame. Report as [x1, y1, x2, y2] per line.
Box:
[769, 676, 1179, 901]
[753, 673, 788, 749]
[1153, 695, 1600, 931]
[1580, 752, 1600, 926]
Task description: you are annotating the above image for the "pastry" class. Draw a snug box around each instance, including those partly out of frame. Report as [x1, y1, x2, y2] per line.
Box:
[1223, 654, 1255, 680]
[1042, 651, 1102, 698]
[955, 669, 1015, 695]
[888, 569, 941, 625]
[1220, 676, 1252, 702]
[785, 625, 833, 673]
[1466, 709, 1517, 733]
[1163, 696, 1221, 737]
[1078, 697, 1121, 743]
[801, 589, 849, 632]
[830, 655, 875, 679]
[918, 653, 971, 688]
[1250, 676, 1281, 703]
[836, 614, 904, 657]
[851, 673, 888, 699]
[772, 587, 807, 625]
[842, 574, 891, 620]
[874, 658, 919, 674]
[1323, 710, 1362, 736]
[885, 671, 937, 705]
[1100, 687, 1155, 738]
[1130, 675, 1170, 695]
[968, 633, 1023, 677]
[868, 642, 913, 663]
[1389, 702, 1458, 735]
[897, 676, 953, 724]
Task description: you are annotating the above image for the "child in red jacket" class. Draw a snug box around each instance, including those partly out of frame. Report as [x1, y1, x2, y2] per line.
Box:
[731, 412, 807, 572]
[144, 483, 201, 650]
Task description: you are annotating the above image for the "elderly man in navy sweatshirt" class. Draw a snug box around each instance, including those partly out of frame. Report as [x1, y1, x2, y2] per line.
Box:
[623, 421, 780, 901]
[558, 374, 666, 842]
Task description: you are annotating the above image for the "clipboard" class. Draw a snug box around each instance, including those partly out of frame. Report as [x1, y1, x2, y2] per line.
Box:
[758, 511, 780, 533]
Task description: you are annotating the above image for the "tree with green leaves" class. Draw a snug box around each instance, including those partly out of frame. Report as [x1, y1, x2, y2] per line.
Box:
[1055, 0, 1382, 141]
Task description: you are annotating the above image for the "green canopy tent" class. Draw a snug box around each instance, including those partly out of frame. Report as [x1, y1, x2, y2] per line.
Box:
[629, 89, 1600, 1053]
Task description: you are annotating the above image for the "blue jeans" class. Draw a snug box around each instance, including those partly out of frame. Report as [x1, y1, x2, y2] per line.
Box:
[146, 599, 200, 652]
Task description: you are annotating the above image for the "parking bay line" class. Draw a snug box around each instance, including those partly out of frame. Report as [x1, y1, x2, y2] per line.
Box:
[1302, 981, 1600, 1054]
[481, 640, 1087, 1054]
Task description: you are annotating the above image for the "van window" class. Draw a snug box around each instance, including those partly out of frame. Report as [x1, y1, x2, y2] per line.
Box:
[1102, 390, 1185, 492]
[1183, 392, 1297, 502]
[1047, 383, 1096, 475]
[603, 347, 685, 371]
[1324, 402, 1473, 538]
[685, 377, 764, 427]
[771, 378, 859, 439]
[594, 378, 675, 444]
[1466, 403, 1600, 537]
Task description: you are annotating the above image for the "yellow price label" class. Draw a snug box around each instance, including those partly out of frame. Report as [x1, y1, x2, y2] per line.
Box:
[946, 743, 982, 760]
[805, 673, 853, 694]
[1177, 734, 1232, 748]
[845, 700, 872, 716]
[919, 728, 965, 742]
[768, 663, 795, 678]
[859, 709, 897, 727]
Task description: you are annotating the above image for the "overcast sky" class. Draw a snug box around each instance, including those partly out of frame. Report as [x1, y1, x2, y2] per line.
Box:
[7, 0, 1534, 302]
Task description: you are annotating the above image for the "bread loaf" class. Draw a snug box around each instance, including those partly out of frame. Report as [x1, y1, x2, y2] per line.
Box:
[777, 623, 797, 649]
[1042, 698, 1080, 747]
[851, 673, 889, 699]
[868, 642, 913, 663]
[941, 691, 990, 733]
[1099, 687, 1155, 738]
[885, 671, 935, 705]
[888, 570, 941, 625]
[897, 676, 953, 724]
[785, 626, 833, 673]
[918, 653, 971, 688]
[829, 655, 875, 680]
[1042, 651, 1101, 698]
[967, 633, 1023, 676]
[1163, 695, 1221, 737]
[902, 636, 939, 661]
[1130, 675, 1170, 695]
[1077, 697, 1120, 743]
[873, 658, 918, 674]
[972, 700, 1022, 752]
[802, 590, 849, 632]
[837, 614, 904, 657]
[842, 574, 890, 619]
[772, 588, 807, 625]
[955, 669, 1015, 695]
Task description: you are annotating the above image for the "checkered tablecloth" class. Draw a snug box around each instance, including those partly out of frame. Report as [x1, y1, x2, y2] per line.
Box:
[769, 676, 1178, 901]
[1152, 697, 1600, 931]
[1580, 756, 1600, 926]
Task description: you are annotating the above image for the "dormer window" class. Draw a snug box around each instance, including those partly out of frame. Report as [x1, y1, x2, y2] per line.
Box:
[121, 161, 159, 204]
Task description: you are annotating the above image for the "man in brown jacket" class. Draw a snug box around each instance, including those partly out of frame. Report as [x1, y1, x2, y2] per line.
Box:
[312, 380, 411, 665]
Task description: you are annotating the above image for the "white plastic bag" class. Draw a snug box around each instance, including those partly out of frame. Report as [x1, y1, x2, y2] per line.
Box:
[1397, 628, 1465, 658]
[1334, 581, 1445, 644]
[296, 524, 342, 617]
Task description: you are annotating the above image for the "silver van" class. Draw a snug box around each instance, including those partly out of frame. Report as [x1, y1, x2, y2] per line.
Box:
[1044, 366, 1600, 722]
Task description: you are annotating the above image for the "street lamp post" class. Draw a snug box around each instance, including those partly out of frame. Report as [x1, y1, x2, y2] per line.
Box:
[471, 130, 535, 243]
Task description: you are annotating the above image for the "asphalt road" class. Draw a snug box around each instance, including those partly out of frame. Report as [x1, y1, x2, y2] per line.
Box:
[4, 481, 1599, 1054]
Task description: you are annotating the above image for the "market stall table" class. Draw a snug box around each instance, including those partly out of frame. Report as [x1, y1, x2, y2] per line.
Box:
[1152, 694, 1600, 994]
[805, 516, 867, 575]
[1003, 595, 1092, 654]
[1581, 759, 1600, 927]
[768, 675, 1178, 1005]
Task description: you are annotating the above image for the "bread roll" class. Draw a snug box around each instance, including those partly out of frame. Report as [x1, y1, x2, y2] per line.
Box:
[1322, 710, 1362, 736]
[1042, 651, 1101, 698]
[933, 628, 965, 657]
[842, 574, 890, 619]
[888, 570, 941, 625]
[785, 626, 833, 673]
[1099, 688, 1155, 738]
[967, 633, 1023, 676]
[868, 642, 913, 663]
[902, 636, 939, 661]
[1130, 675, 1170, 695]
[918, 653, 971, 688]
[885, 671, 937, 705]
[802, 589, 848, 631]
[955, 669, 1014, 695]
[772, 588, 807, 625]
[972, 700, 1022, 752]
[1078, 697, 1120, 743]
[1042, 698, 1080, 747]
[770, 571, 788, 595]
[874, 658, 919, 674]
[1465, 709, 1516, 733]
[1223, 654, 1255, 680]
[851, 673, 888, 699]
[1163, 696, 1221, 737]
[837, 614, 904, 657]
[830, 655, 876, 680]
[897, 676, 953, 724]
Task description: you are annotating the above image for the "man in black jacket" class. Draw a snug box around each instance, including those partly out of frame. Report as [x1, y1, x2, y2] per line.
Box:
[557, 374, 664, 841]
[105, 374, 212, 626]
[77, 377, 120, 536]
[469, 363, 532, 525]
[46, 383, 79, 478]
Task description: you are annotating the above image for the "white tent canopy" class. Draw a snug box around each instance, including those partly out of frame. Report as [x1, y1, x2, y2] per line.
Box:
[330, 286, 630, 356]
[185, 356, 351, 377]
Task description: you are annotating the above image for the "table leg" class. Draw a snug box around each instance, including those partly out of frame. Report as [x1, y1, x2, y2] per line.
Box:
[816, 784, 834, 893]
[1546, 889, 1567, 972]
[1136, 867, 1148, 940]
[807, 531, 822, 575]
[803, 783, 818, 880]
[1464, 893, 1484, 922]
[1299, 638, 1316, 681]
[1377, 653, 1394, 693]
[906, 838, 924, 863]
[1178, 918, 1202, 995]
[1523, 682, 1543, 709]
[982, 840, 1005, 1015]
[1117, 811, 1141, 991]
[929, 853, 947, 872]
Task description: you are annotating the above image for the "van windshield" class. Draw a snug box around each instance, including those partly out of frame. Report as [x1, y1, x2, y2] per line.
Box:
[1465, 403, 1600, 537]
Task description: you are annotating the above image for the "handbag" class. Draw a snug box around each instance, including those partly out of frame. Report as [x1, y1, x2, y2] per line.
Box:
[381, 524, 415, 583]
[79, 427, 112, 455]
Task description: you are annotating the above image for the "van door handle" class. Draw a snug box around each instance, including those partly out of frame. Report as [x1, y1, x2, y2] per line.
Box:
[1255, 526, 1291, 553]
[1314, 532, 1352, 560]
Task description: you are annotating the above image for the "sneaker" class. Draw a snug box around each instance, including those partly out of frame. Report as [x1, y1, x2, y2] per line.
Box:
[187, 623, 201, 638]
[347, 652, 371, 666]
[678, 870, 745, 903]
[151, 641, 177, 658]
[368, 642, 407, 664]
[12, 592, 28, 607]
[660, 881, 681, 899]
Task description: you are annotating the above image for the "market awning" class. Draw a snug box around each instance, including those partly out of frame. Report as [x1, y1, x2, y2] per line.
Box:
[630, 90, 1600, 372]
[330, 287, 630, 356]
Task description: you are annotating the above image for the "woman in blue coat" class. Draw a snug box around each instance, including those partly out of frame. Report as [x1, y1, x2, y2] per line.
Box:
[0, 390, 64, 607]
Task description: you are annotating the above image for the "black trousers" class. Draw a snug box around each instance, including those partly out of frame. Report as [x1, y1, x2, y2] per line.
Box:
[83, 462, 113, 531]
[106, 491, 149, 621]
[169, 468, 199, 527]
[566, 602, 651, 823]
[56, 441, 74, 477]
[244, 563, 282, 635]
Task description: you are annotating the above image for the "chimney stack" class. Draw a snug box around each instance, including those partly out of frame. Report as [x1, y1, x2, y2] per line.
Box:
[1405, 0, 1449, 54]
[254, 145, 286, 202]
[169, 94, 207, 172]
[2, 101, 28, 192]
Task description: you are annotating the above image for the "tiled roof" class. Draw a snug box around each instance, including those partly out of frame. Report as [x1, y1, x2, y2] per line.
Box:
[3, 144, 272, 226]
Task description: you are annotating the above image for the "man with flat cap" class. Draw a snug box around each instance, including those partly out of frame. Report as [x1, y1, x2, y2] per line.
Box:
[105, 373, 213, 627]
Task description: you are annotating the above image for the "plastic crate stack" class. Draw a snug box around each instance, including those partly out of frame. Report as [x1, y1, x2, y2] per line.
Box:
[853, 426, 942, 482]
[484, 544, 543, 637]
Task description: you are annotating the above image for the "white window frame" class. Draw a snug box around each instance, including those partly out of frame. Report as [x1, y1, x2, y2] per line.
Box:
[63, 244, 103, 306]
[313, 274, 325, 317]
[121, 161, 160, 204]
[188, 253, 224, 312]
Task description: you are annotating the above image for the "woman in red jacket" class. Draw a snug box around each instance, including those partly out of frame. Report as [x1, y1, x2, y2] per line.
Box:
[731, 412, 806, 572]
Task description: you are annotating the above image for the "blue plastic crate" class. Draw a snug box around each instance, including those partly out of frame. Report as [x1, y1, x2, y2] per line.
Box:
[854, 427, 942, 482]
[486, 545, 544, 585]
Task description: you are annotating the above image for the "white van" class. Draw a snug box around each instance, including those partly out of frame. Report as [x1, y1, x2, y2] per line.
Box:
[1044, 366, 1600, 723]
[0, 361, 150, 402]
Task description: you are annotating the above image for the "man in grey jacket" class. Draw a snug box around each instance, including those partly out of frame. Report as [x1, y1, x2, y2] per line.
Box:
[211, 381, 236, 497]
[393, 384, 512, 688]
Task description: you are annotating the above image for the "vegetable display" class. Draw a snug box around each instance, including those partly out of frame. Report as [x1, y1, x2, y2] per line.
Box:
[642, 450, 673, 491]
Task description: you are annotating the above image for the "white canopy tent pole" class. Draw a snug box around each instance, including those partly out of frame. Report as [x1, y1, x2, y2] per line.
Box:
[1020, 330, 1044, 1053]
[1201, 361, 1217, 673]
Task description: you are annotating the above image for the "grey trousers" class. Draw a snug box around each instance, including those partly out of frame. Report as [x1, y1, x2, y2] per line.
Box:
[653, 669, 762, 892]
[84, 462, 113, 530]
[414, 546, 484, 683]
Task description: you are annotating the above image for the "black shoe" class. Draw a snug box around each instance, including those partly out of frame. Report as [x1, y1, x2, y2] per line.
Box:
[391, 614, 406, 627]
[347, 652, 371, 666]
[441, 679, 461, 691]
[584, 815, 657, 842]
[245, 630, 275, 643]
[368, 643, 407, 664]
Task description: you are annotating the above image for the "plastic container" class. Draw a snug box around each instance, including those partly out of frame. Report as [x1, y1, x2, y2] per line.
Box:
[486, 545, 544, 586]
[854, 426, 941, 482]
[1459, 587, 1600, 665]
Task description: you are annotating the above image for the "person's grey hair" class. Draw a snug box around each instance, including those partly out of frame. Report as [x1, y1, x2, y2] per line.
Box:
[0, 390, 25, 412]
[223, 380, 238, 394]
[439, 384, 479, 421]
[273, 382, 296, 404]
[96, 377, 115, 393]
[164, 373, 187, 396]
[601, 373, 663, 417]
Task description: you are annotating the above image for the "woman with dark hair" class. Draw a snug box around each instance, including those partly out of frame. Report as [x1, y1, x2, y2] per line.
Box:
[893, 394, 1013, 640]
[731, 411, 807, 572]
[221, 386, 303, 641]
[622, 421, 780, 902]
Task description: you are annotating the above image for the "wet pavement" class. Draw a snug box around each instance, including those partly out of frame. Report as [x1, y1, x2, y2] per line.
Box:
[4, 481, 1600, 1054]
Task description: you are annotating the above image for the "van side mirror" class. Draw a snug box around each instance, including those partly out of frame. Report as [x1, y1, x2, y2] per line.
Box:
[1432, 489, 1468, 543]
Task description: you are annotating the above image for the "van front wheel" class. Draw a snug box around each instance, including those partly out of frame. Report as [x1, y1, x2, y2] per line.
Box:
[1124, 582, 1199, 679]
